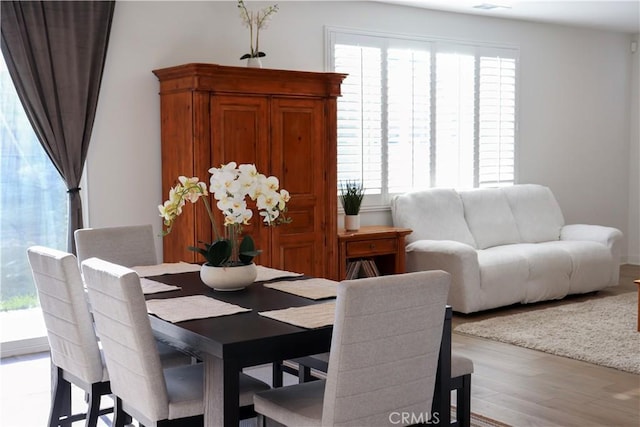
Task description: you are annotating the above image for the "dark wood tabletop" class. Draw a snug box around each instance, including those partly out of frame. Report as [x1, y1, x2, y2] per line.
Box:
[145, 273, 333, 361]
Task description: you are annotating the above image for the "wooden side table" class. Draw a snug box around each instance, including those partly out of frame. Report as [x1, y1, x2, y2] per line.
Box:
[338, 225, 412, 280]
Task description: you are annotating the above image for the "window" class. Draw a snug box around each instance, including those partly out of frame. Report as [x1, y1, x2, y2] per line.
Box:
[0, 51, 67, 345]
[327, 28, 518, 207]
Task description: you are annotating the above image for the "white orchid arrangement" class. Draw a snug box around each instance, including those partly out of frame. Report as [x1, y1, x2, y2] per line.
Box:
[237, 0, 279, 60]
[160, 162, 290, 267]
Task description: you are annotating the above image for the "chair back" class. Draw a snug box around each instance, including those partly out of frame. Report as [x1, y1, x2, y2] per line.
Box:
[74, 224, 158, 267]
[81, 257, 170, 422]
[322, 270, 450, 426]
[26, 246, 104, 384]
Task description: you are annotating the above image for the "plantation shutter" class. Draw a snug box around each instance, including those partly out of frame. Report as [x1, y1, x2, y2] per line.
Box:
[477, 52, 517, 187]
[334, 43, 382, 194]
[387, 48, 432, 194]
[434, 50, 476, 188]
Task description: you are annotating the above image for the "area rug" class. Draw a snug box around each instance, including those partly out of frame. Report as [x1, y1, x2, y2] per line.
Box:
[455, 292, 640, 374]
[463, 410, 512, 427]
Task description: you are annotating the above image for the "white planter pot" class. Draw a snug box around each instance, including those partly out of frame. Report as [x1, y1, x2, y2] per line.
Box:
[200, 263, 257, 291]
[246, 57, 262, 68]
[344, 214, 360, 231]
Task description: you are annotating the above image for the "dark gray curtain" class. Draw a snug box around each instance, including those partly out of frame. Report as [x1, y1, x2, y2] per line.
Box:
[1, 1, 115, 253]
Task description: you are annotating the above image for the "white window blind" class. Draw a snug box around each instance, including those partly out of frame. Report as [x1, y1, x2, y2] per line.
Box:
[328, 28, 518, 206]
[335, 44, 383, 194]
[478, 55, 516, 187]
[387, 48, 431, 194]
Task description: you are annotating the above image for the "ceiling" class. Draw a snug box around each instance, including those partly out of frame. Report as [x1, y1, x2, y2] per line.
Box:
[374, 0, 640, 34]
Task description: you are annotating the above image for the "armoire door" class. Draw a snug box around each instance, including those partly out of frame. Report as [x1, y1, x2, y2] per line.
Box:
[210, 94, 272, 266]
[270, 97, 327, 277]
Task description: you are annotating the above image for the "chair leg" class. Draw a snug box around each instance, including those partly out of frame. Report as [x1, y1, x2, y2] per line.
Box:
[272, 361, 284, 388]
[298, 364, 313, 383]
[84, 384, 103, 427]
[49, 367, 72, 427]
[456, 374, 471, 427]
[113, 397, 128, 427]
[85, 382, 115, 427]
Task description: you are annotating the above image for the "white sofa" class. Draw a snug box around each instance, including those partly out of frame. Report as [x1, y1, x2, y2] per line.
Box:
[391, 184, 623, 314]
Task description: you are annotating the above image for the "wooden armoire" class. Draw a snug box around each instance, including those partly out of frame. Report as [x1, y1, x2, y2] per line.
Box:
[153, 64, 346, 280]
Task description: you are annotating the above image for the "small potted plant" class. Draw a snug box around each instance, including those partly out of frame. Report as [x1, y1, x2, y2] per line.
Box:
[339, 180, 365, 231]
[237, 0, 279, 68]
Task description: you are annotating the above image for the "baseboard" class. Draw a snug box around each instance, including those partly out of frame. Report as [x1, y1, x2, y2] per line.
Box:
[621, 256, 640, 266]
[0, 337, 49, 359]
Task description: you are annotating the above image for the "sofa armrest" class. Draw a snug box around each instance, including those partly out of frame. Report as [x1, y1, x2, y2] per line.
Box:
[405, 240, 481, 314]
[560, 224, 623, 249]
[561, 224, 623, 284]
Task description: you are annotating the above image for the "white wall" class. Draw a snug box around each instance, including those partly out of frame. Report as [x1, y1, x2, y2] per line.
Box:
[87, 1, 637, 264]
[629, 34, 639, 264]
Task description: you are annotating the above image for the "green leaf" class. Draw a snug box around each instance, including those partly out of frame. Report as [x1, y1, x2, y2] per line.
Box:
[339, 180, 365, 215]
[194, 240, 231, 267]
[187, 245, 208, 258]
[206, 240, 232, 267]
[238, 235, 260, 264]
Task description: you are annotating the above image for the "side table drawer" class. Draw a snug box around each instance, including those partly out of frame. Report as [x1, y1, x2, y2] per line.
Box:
[346, 238, 397, 257]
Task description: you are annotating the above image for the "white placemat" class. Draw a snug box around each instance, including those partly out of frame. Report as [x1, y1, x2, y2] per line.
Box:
[259, 301, 336, 329]
[263, 278, 338, 300]
[255, 265, 304, 282]
[140, 278, 181, 294]
[146, 295, 251, 323]
[132, 262, 202, 277]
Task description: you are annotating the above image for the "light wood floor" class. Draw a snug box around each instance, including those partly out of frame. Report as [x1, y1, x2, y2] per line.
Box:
[451, 264, 640, 427]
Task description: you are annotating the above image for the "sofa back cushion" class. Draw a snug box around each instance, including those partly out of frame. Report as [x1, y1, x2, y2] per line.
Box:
[501, 184, 565, 243]
[391, 188, 477, 247]
[459, 188, 521, 249]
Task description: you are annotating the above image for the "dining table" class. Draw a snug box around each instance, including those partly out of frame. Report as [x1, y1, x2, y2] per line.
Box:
[140, 265, 452, 427]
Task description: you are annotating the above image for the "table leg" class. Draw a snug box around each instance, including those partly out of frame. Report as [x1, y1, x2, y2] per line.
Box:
[205, 354, 240, 427]
[272, 360, 284, 388]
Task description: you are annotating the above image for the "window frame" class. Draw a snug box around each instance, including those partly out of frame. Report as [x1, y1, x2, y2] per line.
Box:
[325, 26, 520, 210]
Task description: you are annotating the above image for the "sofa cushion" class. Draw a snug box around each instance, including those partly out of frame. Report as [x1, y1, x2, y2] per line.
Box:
[476, 247, 527, 310]
[501, 184, 565, 243]
[391, 189, 476, 247]
[507, 243, 572, 302]
[546, 241, 615, 293]
[460, 188, 521, 249]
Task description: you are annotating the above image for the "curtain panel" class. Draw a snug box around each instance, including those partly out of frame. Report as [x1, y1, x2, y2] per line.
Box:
[1, 0, 115, 253]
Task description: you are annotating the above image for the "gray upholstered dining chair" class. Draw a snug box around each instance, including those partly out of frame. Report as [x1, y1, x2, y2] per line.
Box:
[74, 224, 158, 268]
[74, 224, 191, 367]
[281, 351, 474, 426]
[253, 270, 450, 427]
[81, 257, 271, 427]
[26, 246, 112, 427]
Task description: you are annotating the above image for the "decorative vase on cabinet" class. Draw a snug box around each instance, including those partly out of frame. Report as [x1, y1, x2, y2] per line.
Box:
[153, 63, 346, 280]
[246, 57, 262, 68]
